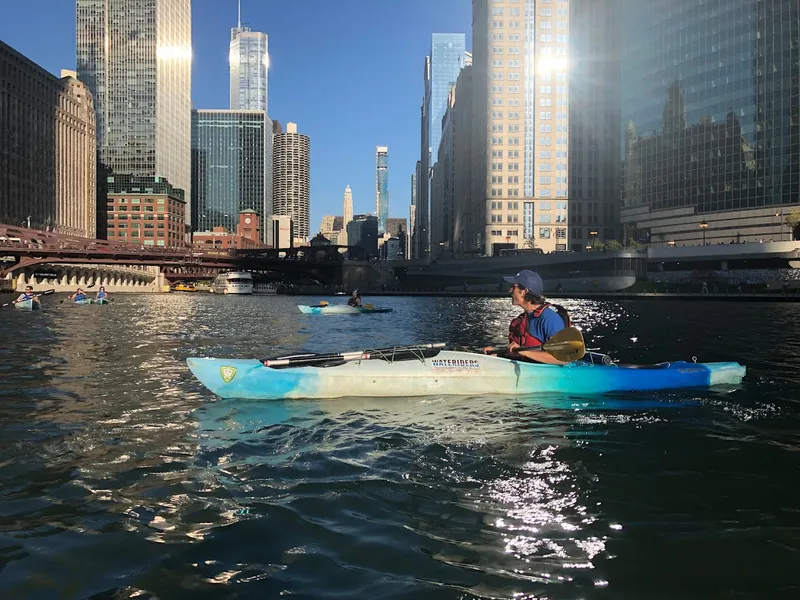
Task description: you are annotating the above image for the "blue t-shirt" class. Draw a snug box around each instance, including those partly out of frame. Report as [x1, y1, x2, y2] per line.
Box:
[97, 291, 106, 299]
[526, 306, 566, 343]
[74, 293, 86, 301]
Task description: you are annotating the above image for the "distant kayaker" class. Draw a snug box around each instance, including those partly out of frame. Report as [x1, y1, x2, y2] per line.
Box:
[69, 288, 87, 301]
[347, 290, 362, 307]
[483, 269, 572, 365]
[96, 286, 110, 300]
[13, 285, 40, 306]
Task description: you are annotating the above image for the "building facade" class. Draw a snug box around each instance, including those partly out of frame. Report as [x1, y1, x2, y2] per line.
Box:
[76, 0, 192, 232]
[620, 0, 800, 246]
[191, 109, 269, 242]
[568, 0, 621, 251]
[192, 209, 267, 250]
[0, 42, 97, 238]
[409, 171, 417, 259]
[431, 88, 457, 258]
[375, 147, 390, 233]
[229, 20, 269, 112]
[414, 36, 469, 260]
[105, 175, 186, 247]
[429, 34, 468, 163]
[271, 214, 293, 248]
[386, 217, 408, 237]
[272, 121, 310, 243]
[347, 214, 379, 258]
[414, 57, 431, 260]
[342, 184, 353, 244]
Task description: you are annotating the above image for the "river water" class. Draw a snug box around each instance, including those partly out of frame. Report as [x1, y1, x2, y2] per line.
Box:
[1, 293, 799, 599]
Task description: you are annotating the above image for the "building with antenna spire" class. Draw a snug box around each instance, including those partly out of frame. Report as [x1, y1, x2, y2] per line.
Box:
[229, 0, 269, 112]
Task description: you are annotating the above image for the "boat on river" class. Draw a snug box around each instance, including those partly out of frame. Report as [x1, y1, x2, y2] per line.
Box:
[14, 299, 40, 310]
[186, 347, 746, 400]
[298, 304, 393, 315]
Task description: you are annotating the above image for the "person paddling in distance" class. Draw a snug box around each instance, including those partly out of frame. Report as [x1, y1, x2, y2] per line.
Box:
[13, 285, 41, 307]
[347, 289, 363, 307]
[96, 285, 110, 301]
[483, 269, 573, 365]
[69, 288, 87, 301]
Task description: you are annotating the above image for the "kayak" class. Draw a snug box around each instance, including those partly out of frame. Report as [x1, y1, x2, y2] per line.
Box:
[14, 299, 40, 310]
[298, 304, 393, 315]
[96, 298, 110, 305]
[73, 299, 93, 305]
[186, 350, 746, 400]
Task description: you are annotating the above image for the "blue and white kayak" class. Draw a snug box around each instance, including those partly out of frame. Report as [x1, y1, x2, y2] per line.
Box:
[73, 299, 93, 305]
[297, 304, 393, 315]
[186, 351, 746, 400]
[14, 299, 40, 310]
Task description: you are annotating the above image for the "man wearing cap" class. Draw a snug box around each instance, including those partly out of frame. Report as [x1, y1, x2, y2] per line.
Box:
[347, 289, 362, 307]
[483, 269, 572, 365]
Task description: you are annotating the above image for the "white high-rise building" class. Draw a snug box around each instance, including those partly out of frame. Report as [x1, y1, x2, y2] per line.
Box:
[76, 0, 192, 233]
[342, 185, 353, 245]
[273, 122, 310, 243]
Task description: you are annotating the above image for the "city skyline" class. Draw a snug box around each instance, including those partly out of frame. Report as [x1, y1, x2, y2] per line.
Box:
[1, 0, 471, 237]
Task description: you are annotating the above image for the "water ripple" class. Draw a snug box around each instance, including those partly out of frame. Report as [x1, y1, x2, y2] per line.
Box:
[1, 295, 799, 598]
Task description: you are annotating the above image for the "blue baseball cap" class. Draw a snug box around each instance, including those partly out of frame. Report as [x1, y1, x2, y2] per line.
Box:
[503, 269, 544, 295]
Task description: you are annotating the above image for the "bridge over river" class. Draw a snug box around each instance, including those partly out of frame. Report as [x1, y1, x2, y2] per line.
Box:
[0, 223, 394, 292]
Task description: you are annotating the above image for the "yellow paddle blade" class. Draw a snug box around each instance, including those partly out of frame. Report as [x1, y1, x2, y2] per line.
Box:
[364, 304, 374, 309]
[319, 300, 329, 306]
[541, 327, 586, 362]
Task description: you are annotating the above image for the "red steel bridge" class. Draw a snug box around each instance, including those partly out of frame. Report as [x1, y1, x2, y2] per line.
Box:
[0, 223, 377, 286]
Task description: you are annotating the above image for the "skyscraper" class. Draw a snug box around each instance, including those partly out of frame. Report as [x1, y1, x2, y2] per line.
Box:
[415, 34, 467, 259]
[1, 43, 96, 238]
[567, 0, 621, 251]
[375, 146, 389, 233]
[191, 110, 269, 242]
[467, 0, 571, 254]
[620, 0, 800, 245]
[410, 171, 417, 259]
[76, 0, 192, 233]
[273, 122, 310, 242]
[229, 0, 269, 112]
[429, 34, 467, 162]
[342, 184, 353, 245]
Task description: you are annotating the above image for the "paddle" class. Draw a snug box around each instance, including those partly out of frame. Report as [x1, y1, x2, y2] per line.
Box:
[263, 342, 446, 368]
[484, 326, 586, 363]
[2, 289, 55, 307]
[310, 300, 330, 308]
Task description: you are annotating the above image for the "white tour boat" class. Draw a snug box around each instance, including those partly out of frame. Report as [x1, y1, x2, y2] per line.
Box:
[212, 271, 253, 295]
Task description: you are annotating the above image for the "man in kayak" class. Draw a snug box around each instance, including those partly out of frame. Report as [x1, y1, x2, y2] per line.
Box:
[347, 290, 362, 307]
[69, 288, 87, 301]
[484, 269, 572, 365]
[13, 285, 40, 306]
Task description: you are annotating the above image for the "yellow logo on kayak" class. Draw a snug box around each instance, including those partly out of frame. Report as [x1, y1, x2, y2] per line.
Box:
[220, 366, 237, 383]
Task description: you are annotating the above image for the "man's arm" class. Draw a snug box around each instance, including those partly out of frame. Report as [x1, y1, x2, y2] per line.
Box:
[516, 349, 565, 365]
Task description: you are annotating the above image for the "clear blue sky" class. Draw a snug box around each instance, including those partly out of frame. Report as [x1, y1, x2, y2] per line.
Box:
[0, 0, 472, 234]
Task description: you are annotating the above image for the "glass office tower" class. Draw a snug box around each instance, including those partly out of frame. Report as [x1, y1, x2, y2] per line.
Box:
[191, 110, 268, 241]
[76, 0, 192, 229]
[621, 0, 800, 244]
